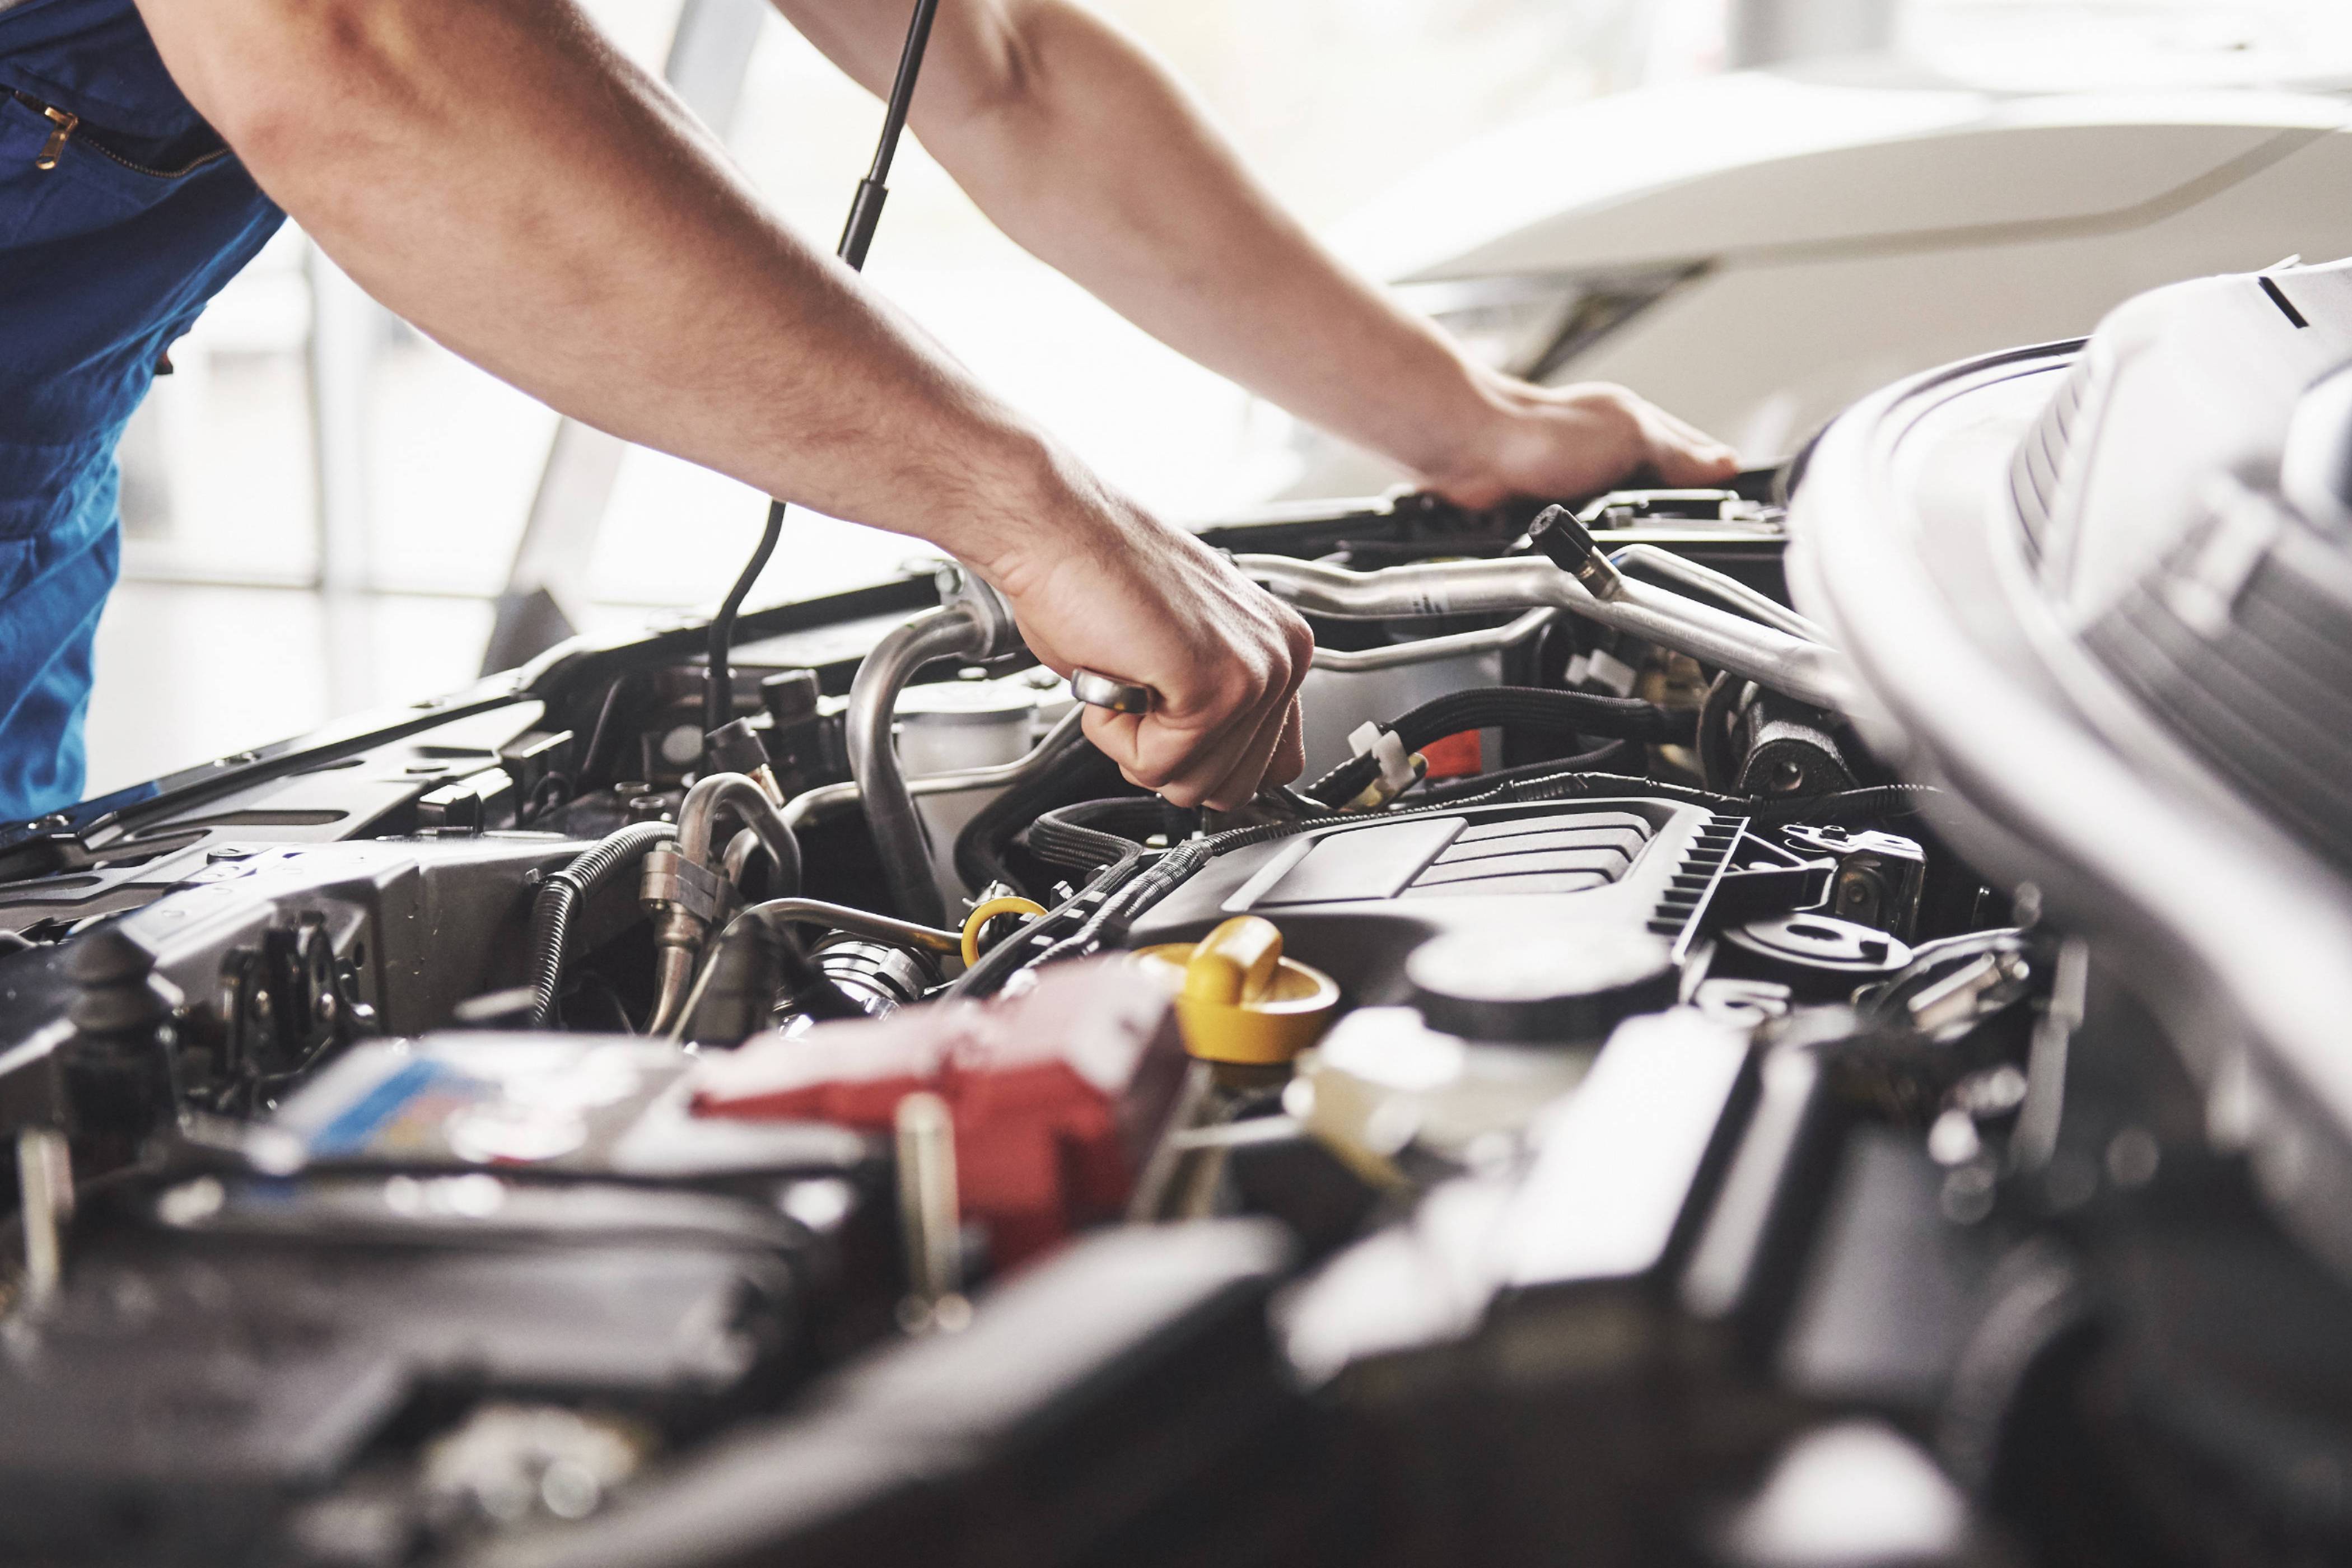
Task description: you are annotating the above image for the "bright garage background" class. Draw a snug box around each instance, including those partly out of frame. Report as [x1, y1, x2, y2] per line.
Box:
[84, 0, 2352, 793]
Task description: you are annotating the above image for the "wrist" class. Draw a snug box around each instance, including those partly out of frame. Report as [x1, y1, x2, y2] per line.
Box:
[927, 428, 1151, 592]
[1403, 358, 1528, 496]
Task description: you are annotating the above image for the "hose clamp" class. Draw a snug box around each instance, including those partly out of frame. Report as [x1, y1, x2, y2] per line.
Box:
[936, 563, 1022, 661]
[641, 847, 735, 927]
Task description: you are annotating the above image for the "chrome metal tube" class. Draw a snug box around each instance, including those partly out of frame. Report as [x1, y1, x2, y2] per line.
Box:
[895, 1090, 967, 1332]
[1236, 553, 1856, 711]
[722, 828, 762, 888]
[16, 1127, 68, 1313]
[740, 898, 963, 955]
[648, 771, 805, 1035]
[660, 897, 965, 1041]
[675, 772, 799, 878]
[1303, 608, 1558, 673]
[1609, 543, 1829, 644]
[847, 604, 995, 928]
[647, 945, 698, 1037]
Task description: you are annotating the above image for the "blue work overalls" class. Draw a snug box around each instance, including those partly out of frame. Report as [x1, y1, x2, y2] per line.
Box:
[0, 0, 283, 818]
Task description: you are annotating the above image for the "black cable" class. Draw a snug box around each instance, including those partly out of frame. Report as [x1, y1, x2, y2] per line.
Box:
[703, 0, 945, 746]
[1410, 739, 1640, 804]
[524, 823, 676, 1028]
[705, 502, 785, 737]
[942, 850, 1149, 1001]
[952, 736, 1126, 894]
[1304, 686, 1692, 805]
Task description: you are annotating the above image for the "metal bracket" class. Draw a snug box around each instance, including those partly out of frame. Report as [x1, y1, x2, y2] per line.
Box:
[641, 846, 735, 927]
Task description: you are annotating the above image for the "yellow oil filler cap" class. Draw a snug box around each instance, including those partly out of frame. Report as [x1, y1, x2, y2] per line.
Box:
[1135, 916, 1340, 1065]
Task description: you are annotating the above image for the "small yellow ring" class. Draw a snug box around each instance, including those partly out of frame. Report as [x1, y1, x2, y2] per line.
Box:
[960, 895, 1048, 968]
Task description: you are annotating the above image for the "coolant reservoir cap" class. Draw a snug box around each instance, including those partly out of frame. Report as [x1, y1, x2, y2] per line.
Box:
[1406, 925, 1675, 1044]
[1135, 916, 1340, 1066]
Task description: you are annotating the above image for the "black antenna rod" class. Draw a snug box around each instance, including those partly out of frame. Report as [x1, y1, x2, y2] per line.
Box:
[706, 0, 944, 741]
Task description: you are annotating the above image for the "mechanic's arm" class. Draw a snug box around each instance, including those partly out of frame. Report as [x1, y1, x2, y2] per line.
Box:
[137, 0, 1309, 810]
[777, 0, 1737, 505]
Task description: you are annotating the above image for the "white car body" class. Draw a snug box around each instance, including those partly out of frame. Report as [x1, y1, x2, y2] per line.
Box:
[1298, 72, 2352, 483]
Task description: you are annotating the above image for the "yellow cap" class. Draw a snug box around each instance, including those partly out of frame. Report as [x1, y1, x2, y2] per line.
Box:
[1135, 916, 1341, 1065]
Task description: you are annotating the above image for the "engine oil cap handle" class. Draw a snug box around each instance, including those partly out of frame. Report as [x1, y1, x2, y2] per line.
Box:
[1134, 916, 1340, 1066]
[1071, 669, 1154, 715]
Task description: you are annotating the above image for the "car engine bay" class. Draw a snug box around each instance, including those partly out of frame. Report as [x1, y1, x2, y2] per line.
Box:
[4, 258, 2352, 1568]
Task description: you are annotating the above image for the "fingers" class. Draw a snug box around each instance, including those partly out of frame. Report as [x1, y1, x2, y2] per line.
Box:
[1081, 605, 1311, 810]
[1146, 654, 1295, 810]
[1188, 613, 1312, 808]
[994, 507, 1315, 811]
[1267, 702, 1305, 789]
[1078, 662, 1276, 809]
[1197, 676, 1300, 811]
[1644, 404, 1740, 486]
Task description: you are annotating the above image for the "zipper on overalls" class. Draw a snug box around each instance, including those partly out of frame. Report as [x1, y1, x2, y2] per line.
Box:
[33, 105, 77, 171]
[10, 90, 231, 177]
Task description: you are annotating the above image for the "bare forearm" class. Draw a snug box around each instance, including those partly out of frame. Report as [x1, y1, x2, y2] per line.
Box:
[136, 0, 1081, 575]
[908, 2, 1502, 481]
[782, 0, 1733, 501]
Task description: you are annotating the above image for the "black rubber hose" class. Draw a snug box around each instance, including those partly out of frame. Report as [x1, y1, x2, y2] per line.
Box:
[525, 823, 675, 1028]
[1305, 687, 1695, 804]
[705, 502, 785, 740]
[1439, 769, 1936, 825]
[681, 914, 788, 1044]
[683, 905, 865, 1039]
[1027, 797, 1165, 871]
[1410, 739, 1641, 804]
[952, 737, 1126, 895]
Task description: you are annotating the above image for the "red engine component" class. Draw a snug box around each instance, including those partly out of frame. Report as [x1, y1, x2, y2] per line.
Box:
[690, 959, 1186, 1267]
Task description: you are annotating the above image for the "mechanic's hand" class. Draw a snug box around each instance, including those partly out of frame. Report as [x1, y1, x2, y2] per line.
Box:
[985, 501, 1313, 813]
[1424, 375, 1739, 510]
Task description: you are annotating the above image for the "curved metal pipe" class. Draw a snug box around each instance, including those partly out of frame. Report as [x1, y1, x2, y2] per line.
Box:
[1303, 608, 1558, 673]
[676, 773, 801, 885]
[661, 897, 965, 1042]
[1236, 554, 1856, 712]
[648, 946, 697, 1037]
[847, 603, 1030, 925]
[739, 898, 963, 954]
[647, 771, 806, 1035]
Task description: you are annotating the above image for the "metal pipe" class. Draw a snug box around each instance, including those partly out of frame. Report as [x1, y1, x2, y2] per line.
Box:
[17, 1127, 69, 1313]
[847, 604, 995, 928]
[1303, 608, 1558, 672]
[648, 771, 807, 1035]
[895, 1090, 967, 1333]
[740, 898, 963, 955]
[1609, 544, 1829, 644]
[647, 945, 697, 1038]
[1236, 554, 1856, 712]
[661, 897, 965, 1041]
[676, 774, 797, 887]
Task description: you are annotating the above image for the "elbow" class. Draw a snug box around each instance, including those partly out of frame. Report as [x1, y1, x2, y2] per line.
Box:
[143, 0, 413, 179]
[918, 1, 1056, 143]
